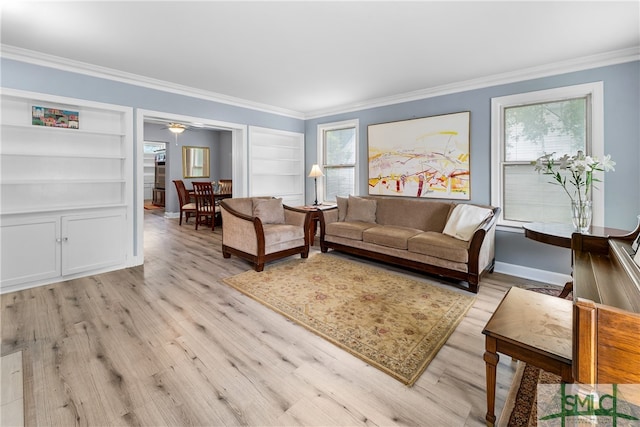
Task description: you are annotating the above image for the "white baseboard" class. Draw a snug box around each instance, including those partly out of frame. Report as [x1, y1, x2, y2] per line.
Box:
[494, 262, 572, 287]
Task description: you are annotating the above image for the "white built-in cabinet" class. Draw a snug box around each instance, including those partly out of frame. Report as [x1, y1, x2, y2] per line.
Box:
[0, 89, 133, 294]
[248, 126, 305, 206]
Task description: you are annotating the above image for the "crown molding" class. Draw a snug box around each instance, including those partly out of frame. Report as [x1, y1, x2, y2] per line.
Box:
[2, 44, 638, 121]
[0, 44, 306, 120]
[304, 47, 640, 120]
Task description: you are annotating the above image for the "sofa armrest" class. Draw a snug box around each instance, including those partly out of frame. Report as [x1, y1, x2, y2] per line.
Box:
[284, 205, 309, 227]
[318, 207, 338, 252]
[220, 200, 265, 255]
[318, 207, 338, 232]
[284, 205, 311, 247]
[467, 207, 500, 276]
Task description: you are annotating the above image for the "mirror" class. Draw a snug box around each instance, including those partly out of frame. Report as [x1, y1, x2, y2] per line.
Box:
[182, 146, 210, 178]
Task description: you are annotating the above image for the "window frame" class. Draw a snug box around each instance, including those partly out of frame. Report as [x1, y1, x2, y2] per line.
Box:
[490, 82, 604, 230]
[316, 119, 359, 203]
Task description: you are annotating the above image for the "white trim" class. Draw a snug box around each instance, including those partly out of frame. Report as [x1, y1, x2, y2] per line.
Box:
[494, 261, 571, 287]
[3, 44, 637, 120]
[317, 119, 360, 203]
[306, 47, 639, 119]
[1, 44, 304, 120]
[490, 81, 605, 228]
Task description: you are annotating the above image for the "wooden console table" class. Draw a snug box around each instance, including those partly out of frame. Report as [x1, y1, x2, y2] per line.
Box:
[522, 222, 630, 297]
[523, 222, 630, 249]
[482, 286, 573, 425]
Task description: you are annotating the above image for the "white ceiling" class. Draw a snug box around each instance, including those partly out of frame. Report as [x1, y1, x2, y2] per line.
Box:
[2, 1, 639, 117]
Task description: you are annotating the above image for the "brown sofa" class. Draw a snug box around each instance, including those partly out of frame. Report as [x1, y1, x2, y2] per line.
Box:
[319, 195, 499, 293]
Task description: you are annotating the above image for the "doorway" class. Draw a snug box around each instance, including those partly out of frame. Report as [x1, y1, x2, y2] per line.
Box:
[133, 109, 248, 265]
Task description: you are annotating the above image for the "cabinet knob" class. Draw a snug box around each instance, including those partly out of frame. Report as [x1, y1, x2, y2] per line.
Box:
[56, 238, 62, 243]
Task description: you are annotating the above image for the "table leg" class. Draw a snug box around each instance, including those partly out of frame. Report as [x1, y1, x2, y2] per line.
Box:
[484, 336, 499, 426]
[558, 281, 573, 299]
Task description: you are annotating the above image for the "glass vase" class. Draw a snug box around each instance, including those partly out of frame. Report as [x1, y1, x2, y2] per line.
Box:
[571, 200, 592, 233]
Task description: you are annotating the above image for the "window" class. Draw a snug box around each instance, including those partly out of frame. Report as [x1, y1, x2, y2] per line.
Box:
[491, 82, 604, 228]
[317, 119, 359, 203]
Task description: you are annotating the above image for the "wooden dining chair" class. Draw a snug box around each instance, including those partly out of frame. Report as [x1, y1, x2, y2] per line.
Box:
[192, 181, 221, 231]
[173, 180, 196, 226]
[218, 179, 232, 195]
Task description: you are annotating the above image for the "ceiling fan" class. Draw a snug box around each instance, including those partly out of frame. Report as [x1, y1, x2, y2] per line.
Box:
[166, 123, 187, 134]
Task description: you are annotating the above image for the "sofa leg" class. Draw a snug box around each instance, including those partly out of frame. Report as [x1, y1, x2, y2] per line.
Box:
[468, 281, 479, 293]
[254, 263, 265, 272]
[222, 248, 231, 259]
[320, 245, 328, 253]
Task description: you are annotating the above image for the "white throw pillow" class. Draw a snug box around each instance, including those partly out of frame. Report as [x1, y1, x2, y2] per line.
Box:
[443, 204, 493, 241]
[253, 198, 285, 224]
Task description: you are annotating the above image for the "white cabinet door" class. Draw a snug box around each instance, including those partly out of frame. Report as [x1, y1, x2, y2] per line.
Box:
[0, 216, 61, 289]
[62, 212, 126, 276]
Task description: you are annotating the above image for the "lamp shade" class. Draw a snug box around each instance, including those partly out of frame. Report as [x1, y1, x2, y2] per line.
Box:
[308, 164, 324, 178]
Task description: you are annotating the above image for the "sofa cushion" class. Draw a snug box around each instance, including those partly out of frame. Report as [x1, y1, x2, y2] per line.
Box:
[263, 223, 304, 246]
[325, 221, 376, 241]
[224, 197, 255, 216]
[253, 198, 285, 224]
[407, 231, 469, 263]
[362, 226, 423, 250]
[373, 197, 453, 231]
[442, 204, 493, 241]
[345, 195, 377, 223]
[336, 195, 348, 222]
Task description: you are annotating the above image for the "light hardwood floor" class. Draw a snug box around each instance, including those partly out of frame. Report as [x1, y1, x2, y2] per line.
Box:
[1, 210, 546, 426]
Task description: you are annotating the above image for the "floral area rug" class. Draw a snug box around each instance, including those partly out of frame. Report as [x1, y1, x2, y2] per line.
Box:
[223, 253, 476, 386]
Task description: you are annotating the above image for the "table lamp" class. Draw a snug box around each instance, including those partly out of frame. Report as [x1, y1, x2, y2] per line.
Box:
[308, 164, 324, 206]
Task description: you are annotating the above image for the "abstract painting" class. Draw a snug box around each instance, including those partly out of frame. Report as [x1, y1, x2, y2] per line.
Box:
[368, 111, 470, 199]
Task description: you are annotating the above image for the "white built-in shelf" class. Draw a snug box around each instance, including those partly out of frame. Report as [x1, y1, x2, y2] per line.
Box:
[1, 88, 134, 292]
[1, 122, 126, 137]
[1, 204, 129, 216]
[0, 152, 126, 159]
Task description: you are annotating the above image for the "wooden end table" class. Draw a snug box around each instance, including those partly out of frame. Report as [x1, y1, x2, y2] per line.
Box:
[482, 286, 573, 426]
[297, 204, 336, 246]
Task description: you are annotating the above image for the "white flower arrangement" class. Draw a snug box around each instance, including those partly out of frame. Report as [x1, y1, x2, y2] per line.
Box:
[533, 151, 616, 205]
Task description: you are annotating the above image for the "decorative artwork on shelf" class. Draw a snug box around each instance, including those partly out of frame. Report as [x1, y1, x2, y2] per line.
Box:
[368, 111, 471, 199]
[32, 106, 79, 129]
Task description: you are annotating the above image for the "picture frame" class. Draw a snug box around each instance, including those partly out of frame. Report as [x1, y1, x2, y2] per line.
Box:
[32, 106, 79, 129]
[367, 111, 470, 199]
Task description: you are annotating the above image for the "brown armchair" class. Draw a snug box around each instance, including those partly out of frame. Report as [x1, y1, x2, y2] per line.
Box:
[220, 197, 311, 271]
[173, 180, 196, 225]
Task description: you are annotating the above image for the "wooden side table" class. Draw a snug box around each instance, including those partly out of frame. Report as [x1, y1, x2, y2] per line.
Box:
[523, 222, 631, 297]
[297, 205, 336, 246]
[482, 287, 573, 425]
